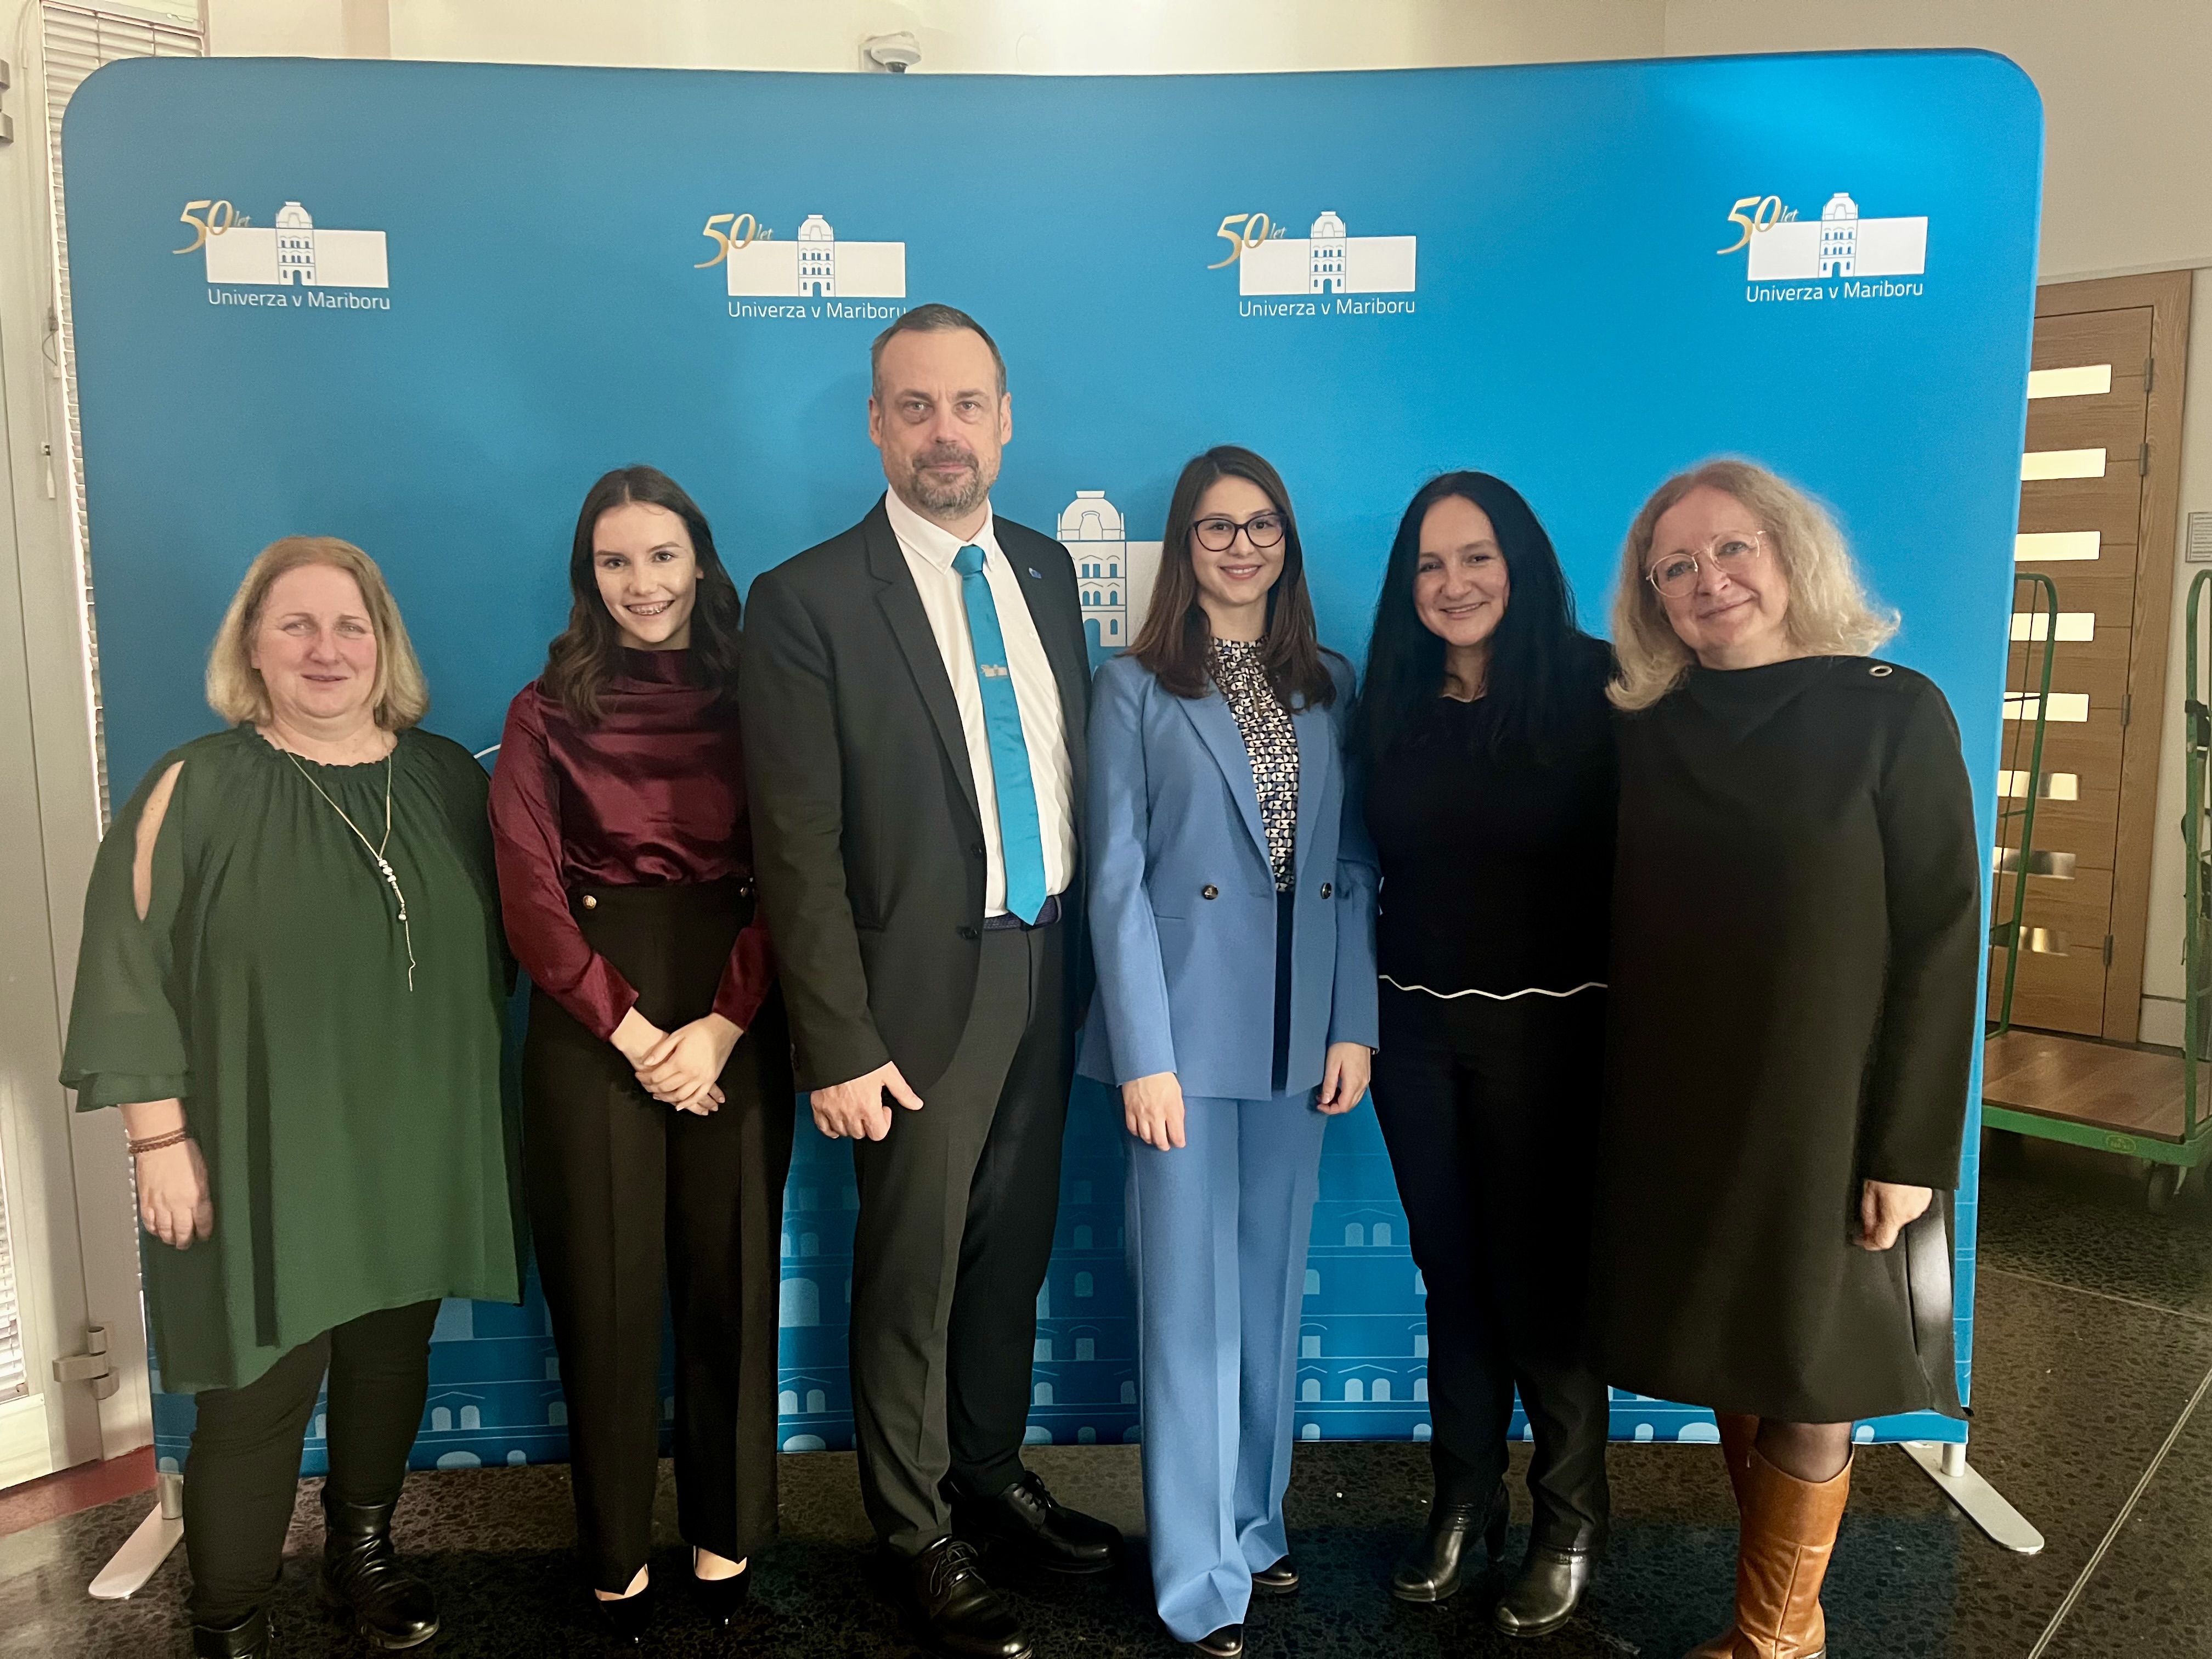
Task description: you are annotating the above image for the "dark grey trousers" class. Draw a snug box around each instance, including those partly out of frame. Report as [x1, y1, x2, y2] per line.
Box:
[848, 921, 1070, 1556]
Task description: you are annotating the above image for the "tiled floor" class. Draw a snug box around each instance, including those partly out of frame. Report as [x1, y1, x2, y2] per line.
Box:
[0, 1130, 2205, 1657]
[0, 1447, 154, 1539]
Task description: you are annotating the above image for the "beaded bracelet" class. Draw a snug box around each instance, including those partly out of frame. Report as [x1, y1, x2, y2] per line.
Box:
[127, 1128, 191, 1156]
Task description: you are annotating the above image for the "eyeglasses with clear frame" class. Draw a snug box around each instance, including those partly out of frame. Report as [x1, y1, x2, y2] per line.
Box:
[1646, 528, 1769, 599]
[1192, 512, 1286, 552]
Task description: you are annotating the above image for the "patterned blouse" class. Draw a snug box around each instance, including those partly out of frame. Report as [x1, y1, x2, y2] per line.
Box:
[1209, 638, 1299, 892]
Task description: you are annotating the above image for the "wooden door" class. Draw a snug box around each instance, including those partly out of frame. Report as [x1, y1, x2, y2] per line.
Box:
[1995, 274, 2193, 1039]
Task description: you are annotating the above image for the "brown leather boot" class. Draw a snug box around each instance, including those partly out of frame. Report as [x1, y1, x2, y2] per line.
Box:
[1683, 1448, 1851, 1659]
[1716, 1414, 1759, 1508]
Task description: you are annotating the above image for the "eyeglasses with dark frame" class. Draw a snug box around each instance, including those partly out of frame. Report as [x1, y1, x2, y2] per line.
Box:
[1192, 512, 1286, 553]
[1646, 528, 1769, 599]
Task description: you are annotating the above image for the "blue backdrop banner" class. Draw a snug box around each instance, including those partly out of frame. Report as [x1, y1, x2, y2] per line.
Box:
[58, 48, 2040, 1472]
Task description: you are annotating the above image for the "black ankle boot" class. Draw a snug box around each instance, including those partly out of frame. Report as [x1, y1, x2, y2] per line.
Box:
[1493, 1541, 1599, 1638]
[321, 1492, 439, 1650]
[1389, 1484, 1508, 1604]
[191, 1607, 270, 1658]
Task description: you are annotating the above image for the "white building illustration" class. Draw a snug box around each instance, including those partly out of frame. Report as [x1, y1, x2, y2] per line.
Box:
[203, 201, 390, 289]
[1239, 211, 1417, 296]
[727, 215, 906, 298]
[1745, 191, 1927, 280]
[1060, 490, 1165, 656]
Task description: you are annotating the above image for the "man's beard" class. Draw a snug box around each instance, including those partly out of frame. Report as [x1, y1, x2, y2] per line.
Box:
[907, 447, 989, 517]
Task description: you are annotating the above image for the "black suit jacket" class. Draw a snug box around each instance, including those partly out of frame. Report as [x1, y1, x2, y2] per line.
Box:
[740, 498, 1093, 1093]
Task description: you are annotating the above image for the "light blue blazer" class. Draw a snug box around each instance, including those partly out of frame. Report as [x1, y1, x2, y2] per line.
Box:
[1079, 651, 1379, 1101]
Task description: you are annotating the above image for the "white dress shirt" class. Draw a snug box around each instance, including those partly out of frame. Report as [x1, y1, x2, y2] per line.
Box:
[882, 488, 1075, 916]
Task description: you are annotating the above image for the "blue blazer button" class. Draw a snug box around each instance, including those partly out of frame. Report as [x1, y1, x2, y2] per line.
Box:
[1320, 882, 1333, 898]
[1201, 884, 1219, 900]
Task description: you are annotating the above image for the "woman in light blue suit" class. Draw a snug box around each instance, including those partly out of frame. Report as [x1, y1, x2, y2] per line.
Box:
[1081, 445, 1378, 1658]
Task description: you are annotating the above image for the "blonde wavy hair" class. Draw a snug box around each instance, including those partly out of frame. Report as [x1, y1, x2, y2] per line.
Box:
[206, 537, 428, 729]
[1607, 459, 1897, 712]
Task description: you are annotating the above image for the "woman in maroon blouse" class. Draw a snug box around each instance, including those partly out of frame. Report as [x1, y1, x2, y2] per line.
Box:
[490, 465, 792, 1642]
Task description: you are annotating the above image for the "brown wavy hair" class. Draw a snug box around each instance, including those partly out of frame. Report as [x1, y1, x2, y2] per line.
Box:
[541, 466, 744, 725]
[1128, 446, 1338, 708]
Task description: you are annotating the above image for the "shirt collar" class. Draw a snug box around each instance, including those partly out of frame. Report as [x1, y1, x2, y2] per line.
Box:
[883, 486, 1000, 573]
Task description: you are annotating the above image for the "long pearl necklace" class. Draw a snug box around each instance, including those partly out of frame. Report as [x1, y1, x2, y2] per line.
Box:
[275, 737, 416, 991]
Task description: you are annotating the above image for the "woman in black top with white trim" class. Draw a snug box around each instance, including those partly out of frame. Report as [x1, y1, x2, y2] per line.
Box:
[1358, 472, 1615, 1637]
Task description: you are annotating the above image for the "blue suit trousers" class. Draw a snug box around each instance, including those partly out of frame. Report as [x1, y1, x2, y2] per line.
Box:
[1126, 1091, 1329, 1640]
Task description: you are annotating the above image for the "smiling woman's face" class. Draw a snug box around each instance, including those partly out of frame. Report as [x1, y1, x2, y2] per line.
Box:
[1647, 484, 1793, 669]
[1412, 493, 1510, 653]
[249, 562, 379, 729]
[592, 500, 698, 651]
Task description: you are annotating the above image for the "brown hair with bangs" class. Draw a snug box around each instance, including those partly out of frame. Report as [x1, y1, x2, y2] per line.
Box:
[1128, 445, 1338, 708]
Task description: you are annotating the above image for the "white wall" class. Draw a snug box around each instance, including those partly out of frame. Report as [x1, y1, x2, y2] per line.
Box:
[207, 0, 1668, 74]
[2138, 267, 2209, 1035]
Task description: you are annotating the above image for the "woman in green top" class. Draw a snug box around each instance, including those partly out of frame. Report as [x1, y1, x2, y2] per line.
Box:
[61, 536, 523, 1659]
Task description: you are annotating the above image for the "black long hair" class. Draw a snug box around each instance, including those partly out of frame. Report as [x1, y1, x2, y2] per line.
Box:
[1355, 470, 1594, 764]
[1130, 445, 1338, 708]
[541, 466, 743, 725]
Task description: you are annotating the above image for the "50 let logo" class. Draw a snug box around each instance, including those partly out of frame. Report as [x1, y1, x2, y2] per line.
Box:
[693, 213, 780, 267]
[1714, 194, 1800, 255]
[1206, 213, 1289, 269]
[172, 199, 253, 253]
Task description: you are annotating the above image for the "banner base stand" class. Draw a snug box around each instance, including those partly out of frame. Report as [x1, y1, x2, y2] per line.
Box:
[1903, 1440, 2044, 1554]
[89, 1471, 184, 1599]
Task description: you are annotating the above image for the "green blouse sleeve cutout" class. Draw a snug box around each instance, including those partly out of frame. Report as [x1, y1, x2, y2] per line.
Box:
[60, 752, 193, 1110]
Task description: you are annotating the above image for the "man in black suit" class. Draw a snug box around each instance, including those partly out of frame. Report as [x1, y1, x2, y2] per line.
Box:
[741, 304, 1121, 1659]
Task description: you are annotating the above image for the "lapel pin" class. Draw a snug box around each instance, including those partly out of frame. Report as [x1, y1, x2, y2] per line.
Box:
[1028, 567, 1043, 579]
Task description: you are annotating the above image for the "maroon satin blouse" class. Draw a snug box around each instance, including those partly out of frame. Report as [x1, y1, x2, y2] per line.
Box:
[488, 650, 774, 1041]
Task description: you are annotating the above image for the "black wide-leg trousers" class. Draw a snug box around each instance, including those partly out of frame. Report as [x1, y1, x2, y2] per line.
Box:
[522, 881, 797, 1593]
[183, 1298, 442, 1626]
[1370, 984, 1611, 1549]
[849, 919, 1071, 1558]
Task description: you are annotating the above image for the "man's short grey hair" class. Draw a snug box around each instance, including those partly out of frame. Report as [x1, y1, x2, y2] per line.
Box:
[870, 303, 1007, 396]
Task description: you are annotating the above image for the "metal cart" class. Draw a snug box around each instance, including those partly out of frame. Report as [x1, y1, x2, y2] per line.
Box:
[1980, 570, 2212, 1212]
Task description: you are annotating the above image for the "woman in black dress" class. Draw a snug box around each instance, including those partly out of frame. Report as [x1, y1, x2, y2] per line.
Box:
[1595, 459, 1978, 1658]
[1360, 473, 1616, 1637]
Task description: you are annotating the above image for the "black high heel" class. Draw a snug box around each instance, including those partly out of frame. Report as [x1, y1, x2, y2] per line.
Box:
[592, 1581, 653, 1646]
[1389, 1483, 1509, 1604]
[692, 1550, 752, 1626]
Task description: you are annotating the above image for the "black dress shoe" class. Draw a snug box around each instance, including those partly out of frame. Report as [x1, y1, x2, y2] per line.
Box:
[1192, 1624, 1244, 1656]
[592, 1583, 653, 1646]
[904, 1537, 1034, 1659]
[1389, 1485, 1509, 1604]
[691, 1555, 752, 1626]
[1251, 1556, 1299, 1595]
[1493, 1543, 1598, 1638]
[191, 1607, 271, 1659]
[321, 1493, 439, 1650]
[952, 1470, 1123, 1576]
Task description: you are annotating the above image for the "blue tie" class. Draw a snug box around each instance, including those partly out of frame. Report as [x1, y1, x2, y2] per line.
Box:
[952, 544, 1049, 924]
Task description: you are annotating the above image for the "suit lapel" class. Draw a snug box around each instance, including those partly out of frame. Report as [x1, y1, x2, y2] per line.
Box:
[1001, 522, 1089, 798]
[865, 502, 981, 826]
[1291, 698, 1329, 879]
[1180, 691, 1269, 864]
